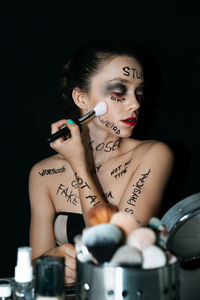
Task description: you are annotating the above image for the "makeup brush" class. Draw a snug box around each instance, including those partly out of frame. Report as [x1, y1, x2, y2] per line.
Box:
[127, 227, 156, 251]
[148, 217, 169, 249]
[47, 101, 107, 143]
[110, 211, 140, 240]
[87, 203, 118, 226]
[149, 217, 163, 230]
[74, 235, 98, 264]
[142, 245, 166, 269]
[81, 223, 123, 264]
[165, 250, 178, 265]
[109, 245, 143, 268]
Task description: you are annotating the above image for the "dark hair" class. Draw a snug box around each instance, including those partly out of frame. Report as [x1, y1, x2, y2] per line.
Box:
[60, 40, 145, 120]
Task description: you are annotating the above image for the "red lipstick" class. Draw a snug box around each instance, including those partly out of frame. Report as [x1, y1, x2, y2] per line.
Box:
[121, 117, 137, 126]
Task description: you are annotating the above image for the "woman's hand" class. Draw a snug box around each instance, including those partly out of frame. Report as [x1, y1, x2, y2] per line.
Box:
[44, 243, 76, 285]
[50, 119, 87, 170]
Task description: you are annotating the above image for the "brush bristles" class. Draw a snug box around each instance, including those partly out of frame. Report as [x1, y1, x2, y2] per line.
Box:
[82, 223, 122, 247]
[87, 203, 118, 226]
[110, 212, 140, 239]
[127, 227, 156, 251]
[94, 101, 107, 116]
[142, 245, 166, 269]
[82, 223, 123, 263]
[109, 245, 142, 268]
[76, 210, 175, 270]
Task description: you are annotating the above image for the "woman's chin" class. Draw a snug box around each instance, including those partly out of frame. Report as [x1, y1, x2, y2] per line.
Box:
[118, 128, 135, 138]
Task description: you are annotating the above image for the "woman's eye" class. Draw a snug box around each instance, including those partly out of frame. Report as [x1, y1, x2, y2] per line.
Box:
[112, 91, 125, 98]
[136, 93, 145, 103]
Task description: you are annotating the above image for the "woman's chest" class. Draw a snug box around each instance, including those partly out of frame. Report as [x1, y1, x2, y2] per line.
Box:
[48, 154, 136, 212]
[97, 156, 134, 203]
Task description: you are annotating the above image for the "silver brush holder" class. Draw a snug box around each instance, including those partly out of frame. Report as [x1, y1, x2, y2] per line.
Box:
[75, 258, 180, 300]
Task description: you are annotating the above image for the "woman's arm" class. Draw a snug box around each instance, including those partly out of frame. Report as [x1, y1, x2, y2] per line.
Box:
[50, 120, 107, 226]
[29, 163, 76, 284]
[118, 141, 174, 225]
[29, 164, 56, 258]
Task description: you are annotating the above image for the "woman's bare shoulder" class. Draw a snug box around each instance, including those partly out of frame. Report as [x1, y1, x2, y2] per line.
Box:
[123, 138, 173, 161]
[122, 137, 155, 151]
[29, 154, 67, 177]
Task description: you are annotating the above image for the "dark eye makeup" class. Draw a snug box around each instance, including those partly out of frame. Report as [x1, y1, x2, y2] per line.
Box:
[135, 86, 145, 103]
[104, 83, 127, 98]
[103, 82, 145, 103]
[135, 93, 145, 103]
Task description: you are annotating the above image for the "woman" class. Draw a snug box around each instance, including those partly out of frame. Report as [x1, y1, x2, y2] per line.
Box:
[29, 40, 173, 284]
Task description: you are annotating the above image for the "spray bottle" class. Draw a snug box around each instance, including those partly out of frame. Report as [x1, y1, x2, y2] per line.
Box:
[13, 247, 34, 300]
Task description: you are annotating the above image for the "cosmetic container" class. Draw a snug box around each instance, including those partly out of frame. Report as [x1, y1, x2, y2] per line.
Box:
[13, 247, 34, 300]
[35, 256, 65, 300]
[0, 282, 12, 300]
[76, 257, 179, 300]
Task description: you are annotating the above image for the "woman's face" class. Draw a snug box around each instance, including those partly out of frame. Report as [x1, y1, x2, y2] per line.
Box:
[87, 55, 144, 138]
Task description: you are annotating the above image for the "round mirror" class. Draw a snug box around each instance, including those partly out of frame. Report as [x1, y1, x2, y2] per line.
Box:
[161, 193, 200, 261]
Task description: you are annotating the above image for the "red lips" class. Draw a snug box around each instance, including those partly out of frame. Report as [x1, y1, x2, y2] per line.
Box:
[121, 117, 137, 126]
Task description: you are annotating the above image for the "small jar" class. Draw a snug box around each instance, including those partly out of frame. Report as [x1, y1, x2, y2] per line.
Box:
[35, 256, 65, 300]
[0, 283, 12, 300]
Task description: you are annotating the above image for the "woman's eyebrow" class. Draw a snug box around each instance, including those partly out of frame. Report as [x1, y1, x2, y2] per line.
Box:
[105, 78, 145, 87]
[105, 78, 131, 84]
[136, 82, 145, 89]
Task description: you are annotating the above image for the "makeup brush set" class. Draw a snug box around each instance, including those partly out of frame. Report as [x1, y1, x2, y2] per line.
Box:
[74, 204, 180, 300]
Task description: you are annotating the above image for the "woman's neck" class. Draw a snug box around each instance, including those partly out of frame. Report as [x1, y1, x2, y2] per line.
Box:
[81, 124, 122, 168]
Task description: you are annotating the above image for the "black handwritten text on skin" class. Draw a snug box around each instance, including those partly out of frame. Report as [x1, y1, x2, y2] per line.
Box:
[72, 173, 91, 190]
[39, 166, 66, 176]
[90, 165, 102, 174]
[125, 169, 151, 214]
[74, 173, 101, 207]
[111, 159, 132, 179]
[110, 95, 126, 103]
[88, 138, 121, 152]
[122, 66, 144, 80]
[98, 116, 120, 135]
[56, 174, 91, 206]
[56, 184, 79, 206]
[101, 191, 114, 202]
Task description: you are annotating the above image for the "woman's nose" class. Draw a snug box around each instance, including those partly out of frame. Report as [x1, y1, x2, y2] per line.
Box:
[126, 94, 140, 111]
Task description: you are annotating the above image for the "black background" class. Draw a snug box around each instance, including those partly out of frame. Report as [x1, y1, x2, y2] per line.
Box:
[1, 2, 200, 277]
